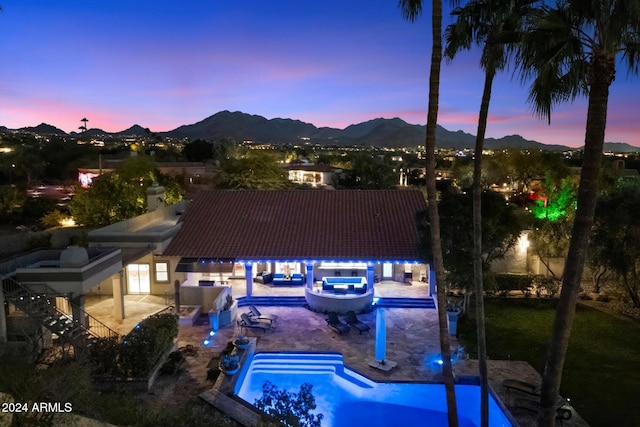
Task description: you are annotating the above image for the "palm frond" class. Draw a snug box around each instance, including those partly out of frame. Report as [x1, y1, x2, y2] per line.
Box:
[398, 0, 423, 22]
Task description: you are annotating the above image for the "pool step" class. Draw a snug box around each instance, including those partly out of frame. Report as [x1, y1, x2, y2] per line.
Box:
[375, 297, 436, 309]
[236, 296, 307, 307]
[249, 353, 376, 389]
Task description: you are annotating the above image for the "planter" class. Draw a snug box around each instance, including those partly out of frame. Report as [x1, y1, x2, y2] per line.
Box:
[447, 310, 461, 336]
[178, 305, 201, 326]
[218, 301, 237, 328]
[218, 365, 239, 376]
[234, 339, 250, 350]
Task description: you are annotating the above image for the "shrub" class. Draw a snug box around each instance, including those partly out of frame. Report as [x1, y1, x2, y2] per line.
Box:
[493, 274, 534, 297]
[255, 381, 323, 427]
[596, 294, 611, 303]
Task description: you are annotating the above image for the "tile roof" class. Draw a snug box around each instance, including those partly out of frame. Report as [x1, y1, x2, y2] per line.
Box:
[163, 190, 428, 261]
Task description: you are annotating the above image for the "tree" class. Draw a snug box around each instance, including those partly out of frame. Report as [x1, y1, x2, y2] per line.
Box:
[182, 139, 214, 162]
[445, 2, 534, 424]
[255, 381, 323, 427]
[213, 152, 291, 190]
[516, 2, 640, 424]
[69, 156, 183, 227]
[341, 154, 398, 189]
[424, 190, 523, 293]
[590, 180, 640, 307]
[399, 0, 458, 424]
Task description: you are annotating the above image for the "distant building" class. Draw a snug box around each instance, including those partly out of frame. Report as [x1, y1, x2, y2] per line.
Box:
[285, 163, 342, 188]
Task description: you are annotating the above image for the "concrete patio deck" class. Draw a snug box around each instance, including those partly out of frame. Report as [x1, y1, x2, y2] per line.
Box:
[83, 290, 588, 427]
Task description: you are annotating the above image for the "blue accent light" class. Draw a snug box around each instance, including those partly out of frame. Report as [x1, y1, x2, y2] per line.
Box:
[209, 330, 215, 337]
[203, 339, 210, 346]
[372, 297, 380, 306]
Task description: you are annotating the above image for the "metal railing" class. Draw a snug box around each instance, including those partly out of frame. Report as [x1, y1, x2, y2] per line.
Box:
[3, 277, 119, 341]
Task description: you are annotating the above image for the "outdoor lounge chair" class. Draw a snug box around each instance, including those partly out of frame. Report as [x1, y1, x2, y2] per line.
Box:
[248, 305, 278, 324]
[503, 379, 541, 396]
[511, 397, 573, 425]
[237, 313, 272, 333]
[326, 311, 350, 335]
[345, 310, 370, 334]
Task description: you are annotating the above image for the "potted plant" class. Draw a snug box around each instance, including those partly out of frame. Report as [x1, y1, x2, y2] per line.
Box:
[446, 298, 463, 336]
[234, 334, 250, 350]
[218, 294, 238, 327]
[218, 340, 240, 375]
[219, 353, 240, 375]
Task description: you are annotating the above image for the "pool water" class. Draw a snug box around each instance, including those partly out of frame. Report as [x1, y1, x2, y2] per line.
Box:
[235, 353, 513, 427]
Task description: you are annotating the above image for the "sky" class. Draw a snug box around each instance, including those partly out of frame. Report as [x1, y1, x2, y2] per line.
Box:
[0, 0, 638, 148]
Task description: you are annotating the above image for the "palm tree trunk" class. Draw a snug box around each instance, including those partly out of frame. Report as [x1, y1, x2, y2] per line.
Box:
[425, 0, 459, 425]
[539, 55, 613, 427]
[474, 66, 495, 427]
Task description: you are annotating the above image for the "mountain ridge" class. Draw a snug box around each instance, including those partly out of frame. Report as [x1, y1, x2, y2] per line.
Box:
[5, 110, 639, 152]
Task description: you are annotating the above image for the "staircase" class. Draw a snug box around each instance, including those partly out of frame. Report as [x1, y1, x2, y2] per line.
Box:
[374, 297, 436, 309]
[3, 277, 119, 352]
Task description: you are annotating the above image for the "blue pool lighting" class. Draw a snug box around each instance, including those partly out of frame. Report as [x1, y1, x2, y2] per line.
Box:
[236, 353, 513, 427]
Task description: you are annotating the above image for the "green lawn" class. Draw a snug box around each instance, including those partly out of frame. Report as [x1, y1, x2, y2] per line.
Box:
[458, 298, 640, 427]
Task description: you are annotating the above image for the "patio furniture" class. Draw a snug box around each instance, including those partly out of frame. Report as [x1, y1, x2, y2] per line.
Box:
[345, 310, 370, 334]
[503, 379, 541, 396]
[254, 271, 273, 284]
[326, 311, 350, 335]
[511, 397, 573, 424]
[248, 305, 278, 324]
[237, 313, 272, 333]
[273, 273, 304, 286]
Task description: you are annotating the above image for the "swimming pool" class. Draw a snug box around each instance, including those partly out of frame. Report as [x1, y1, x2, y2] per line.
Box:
[235, 352, 513, 427]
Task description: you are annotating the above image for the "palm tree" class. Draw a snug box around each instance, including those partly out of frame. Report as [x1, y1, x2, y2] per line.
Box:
[399, 1, 459, 425]
[444, 2, 534, 425]
[517, 1, 640, 425]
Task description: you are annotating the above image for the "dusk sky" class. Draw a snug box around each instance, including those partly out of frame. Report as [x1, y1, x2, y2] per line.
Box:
[1, 0, 638, 148]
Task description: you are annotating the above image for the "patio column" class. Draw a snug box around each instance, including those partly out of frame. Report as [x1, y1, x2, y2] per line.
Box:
[429, 267, 436, 297]
[305, 263, 314, 289]
[113, 270, 125, 322]
[245, 263, 253, 297]
[367, 265, 375, 294]
[70, 293, 88, 328]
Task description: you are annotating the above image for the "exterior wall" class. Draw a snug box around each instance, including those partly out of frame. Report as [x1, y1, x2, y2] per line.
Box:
[0, 227, 86, 258]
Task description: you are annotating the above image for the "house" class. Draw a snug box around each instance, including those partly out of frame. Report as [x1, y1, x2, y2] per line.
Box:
[285, 163, 342, 188]
[1, 188, 434, 358]
[163, 189, 433, 312]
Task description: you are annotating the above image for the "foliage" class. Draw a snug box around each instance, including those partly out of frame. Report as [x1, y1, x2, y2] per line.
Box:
[340, 153, 398, 189]
[213, 152, 291, 190]
[458, 298, 640, 427]
[590, 180, 640, 307]
[219, 353, 239, 371]
[23, 232, 52, 251]
[182, 139, 214, 162]
[491, 273, 535, 297]
[0, 185, 26, 223]
[530, 173, 576, 222]
[69, 156, 184, 227]
[160, 351, 185, 375]
[255, 381, 323, 427]
[419, 189, 523, 290]
[223, 294, 234, 311]
[91, 314, 178, 378]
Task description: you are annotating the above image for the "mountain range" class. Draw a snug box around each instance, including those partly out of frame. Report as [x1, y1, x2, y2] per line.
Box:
[5, 110, 639, 152]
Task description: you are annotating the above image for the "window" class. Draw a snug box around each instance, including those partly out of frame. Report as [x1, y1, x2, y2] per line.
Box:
[127, 264, 150, 293]
[155, 262, 169, 283]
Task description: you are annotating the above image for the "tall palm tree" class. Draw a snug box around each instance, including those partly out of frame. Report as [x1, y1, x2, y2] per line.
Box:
[517, 1, 640, 425]
[399, 1, 459, 425]
[444, 2, 534, 425]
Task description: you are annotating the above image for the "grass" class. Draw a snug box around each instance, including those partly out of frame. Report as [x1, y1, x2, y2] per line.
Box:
[458, 298, 640, 427]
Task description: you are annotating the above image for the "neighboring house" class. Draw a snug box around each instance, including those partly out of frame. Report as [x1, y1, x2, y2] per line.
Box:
[285, 163, 341, 188]
[0, 186, 186, 358]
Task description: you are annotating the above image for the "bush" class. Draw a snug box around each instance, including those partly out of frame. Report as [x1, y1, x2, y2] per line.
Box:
[91, 314, 178, 378]
[596, 294, 611, 303]
[119, 313, 178, 377]
[532, 276, 560, 298]
[493, 274, 534, 297]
